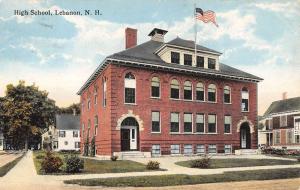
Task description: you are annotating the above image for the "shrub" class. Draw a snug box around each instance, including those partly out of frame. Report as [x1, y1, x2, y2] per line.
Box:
[89, 136, 95, 157]
[190, 155, 211, 168]
[64, 155, 84, 173]
[146, 161, 160, 170]
[110, 156, 118, 161]
[36, 155, 45, 160]
[41, 151, 63, 173]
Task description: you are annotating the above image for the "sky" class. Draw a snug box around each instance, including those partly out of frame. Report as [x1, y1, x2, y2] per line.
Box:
[0, 0, 299, 115]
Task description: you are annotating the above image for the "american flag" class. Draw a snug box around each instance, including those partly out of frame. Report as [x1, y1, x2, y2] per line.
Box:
[195, 8, 219, 27]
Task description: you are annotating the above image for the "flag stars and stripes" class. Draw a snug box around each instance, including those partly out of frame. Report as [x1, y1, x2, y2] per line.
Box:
[195, 8, 219, 27]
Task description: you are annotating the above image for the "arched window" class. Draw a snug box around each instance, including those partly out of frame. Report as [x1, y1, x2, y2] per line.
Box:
[196, 82, 204, 101]
[121, 117, 139, 126]
[224, 86, 231, 103]
[170, 79, 179, 99]
[94, 115, 98, 136]
[151, 77, 160, 98]
[208, 84, 217, 102]
[184, 81, 192, 100]
[241, 87, 249, 112]
[124, 72, 136, 104]
[81, 123, 85, 138]
[103, 77, 107, 107]
[87, 119, 91, 138]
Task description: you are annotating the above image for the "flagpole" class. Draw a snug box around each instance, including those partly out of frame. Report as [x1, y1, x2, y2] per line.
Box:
[194, 4, 197, 66]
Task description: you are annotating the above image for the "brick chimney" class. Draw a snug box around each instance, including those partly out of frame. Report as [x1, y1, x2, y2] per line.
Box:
[125, 28, 137, 49]
[282, 92, 287, 100]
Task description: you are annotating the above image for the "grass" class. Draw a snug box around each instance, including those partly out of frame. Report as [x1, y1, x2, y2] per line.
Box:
[0, 153, 24, 177]
[64, 167, 300, 187]
[33, 151, 149, 175]
[175, 158, 298, 169]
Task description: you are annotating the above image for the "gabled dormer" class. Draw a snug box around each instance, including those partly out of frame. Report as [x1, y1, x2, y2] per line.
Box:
[150, 28, 222, 71]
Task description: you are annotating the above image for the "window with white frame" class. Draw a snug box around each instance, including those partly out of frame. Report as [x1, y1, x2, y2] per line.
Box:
[59, 131, 66, 137]
[184, 81, 192, 100]
[196, 82, 204, 101]
[196, 113, 204, 133]
[286, 129, 293, 144]
[274, 130, 280, 144]
[224, 115, 231, 134]
[151, 77, 160, 98]
[170, 144, 180, 154]
[224, 144, 232, 154]
[73, 131, 79, 137]
[208, 144, 217, 153]
[208, 58, 216, 69]
[87, 99, 91, 110]
[103, 78, 107, 107]
[171, 52, 180, 64]
[184, 113, 192, 133]
[75, 142, 80, 148]
[208, 114, 217, 133]
[295, 118, 300, 143]
[196, 144, 205, 154]
[87, 119, 91, 137]
[241, 87, 249, 112]
[184, 144, 193, 155]
[170, 79, 180, 99]
[124, 73, 136, 104]
[151, 144, 161, 156]
[170, 112, 180, 133]
[280, 115, 287, 127]
[151, 111, 160, 133]
[208, 84, 216, 102]
[196, 56, 204, 68]
[184, 54, 192, 66]
[94, 115, 98, 136]
[224, 86, 231, 103]
[94, 86, 98, 105]
[53, 141, 58, 149]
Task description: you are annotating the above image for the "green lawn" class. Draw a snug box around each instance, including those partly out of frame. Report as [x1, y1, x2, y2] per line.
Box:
[176, 158, 298, 169]
[64, 167, 300, 187]
[33, 151, 149, 175]
[0, 154, 24, 177]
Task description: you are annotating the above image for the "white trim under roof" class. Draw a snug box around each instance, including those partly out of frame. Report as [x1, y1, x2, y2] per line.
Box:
[77, 57, 262, 95]
[263, 110, 300, 118]
[155, 44, 222, 56]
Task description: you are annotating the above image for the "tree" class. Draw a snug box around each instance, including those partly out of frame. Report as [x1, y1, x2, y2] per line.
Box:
[2, 81, 56, 150]
[58, 103, 80, 115]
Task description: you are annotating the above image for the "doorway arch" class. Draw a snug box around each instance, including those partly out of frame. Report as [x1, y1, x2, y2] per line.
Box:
[120, 117, 139, 151]
[240, 122, 251, 149]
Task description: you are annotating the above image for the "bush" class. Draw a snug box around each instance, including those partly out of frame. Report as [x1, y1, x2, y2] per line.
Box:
[36, 155, 45, 160]
[146, 161, 160, 170]
[64, 155, 84, 173]
[110, 156, 118, 161]
[41, 151, 63, 173]
[190, 155, 211, 168]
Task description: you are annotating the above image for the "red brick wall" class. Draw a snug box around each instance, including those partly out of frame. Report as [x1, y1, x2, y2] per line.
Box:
[80, 63, 258, 155]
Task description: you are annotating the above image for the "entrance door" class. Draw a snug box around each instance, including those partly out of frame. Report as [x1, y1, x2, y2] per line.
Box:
[130, 127, 137, 150]
[240, 123, 251, 149]
[121, 129, 130, 151]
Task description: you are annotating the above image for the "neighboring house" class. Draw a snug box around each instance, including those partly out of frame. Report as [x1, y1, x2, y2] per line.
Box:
[77, 28, 263, 158]
[41, 125, 57, 150]
[42, 114, 80, 151]
[258, 96, 300, 149]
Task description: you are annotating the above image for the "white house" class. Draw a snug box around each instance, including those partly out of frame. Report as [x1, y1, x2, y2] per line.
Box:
[42, 114, 80, 151]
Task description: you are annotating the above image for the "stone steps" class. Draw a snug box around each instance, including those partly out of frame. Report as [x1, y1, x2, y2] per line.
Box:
[235, 149, 258, 155]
